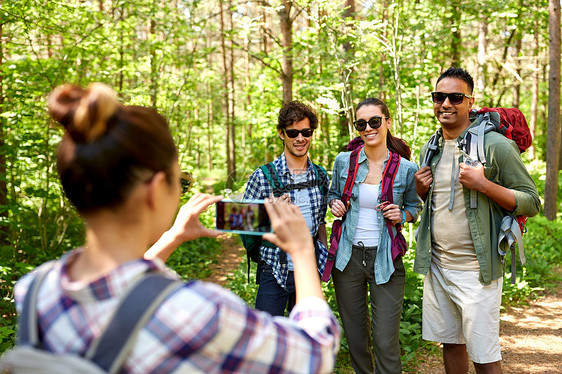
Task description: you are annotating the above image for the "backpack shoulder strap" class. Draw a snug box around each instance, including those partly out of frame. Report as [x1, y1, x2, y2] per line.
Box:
[17, 261, 57, 346]
[341, 149, 361, 204]
[420, 131, 441, 168]
[86, 272, 183, 373]
[260, 162, 284, 197]
[381, 152, 401, 203]
[312, 163, 329, 196]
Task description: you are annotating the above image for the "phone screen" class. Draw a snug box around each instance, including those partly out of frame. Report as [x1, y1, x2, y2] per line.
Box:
[215, 199, 271, 236]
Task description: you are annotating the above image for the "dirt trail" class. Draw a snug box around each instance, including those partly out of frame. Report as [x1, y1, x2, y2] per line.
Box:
[203, 236, 245, 286]
[206, 239, 562, 373]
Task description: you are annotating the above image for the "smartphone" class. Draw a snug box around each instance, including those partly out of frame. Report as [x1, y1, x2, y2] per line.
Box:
[215, 199, 272, 236]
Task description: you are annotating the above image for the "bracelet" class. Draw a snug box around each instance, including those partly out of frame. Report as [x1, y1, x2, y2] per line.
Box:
[401, 210, 406, 225]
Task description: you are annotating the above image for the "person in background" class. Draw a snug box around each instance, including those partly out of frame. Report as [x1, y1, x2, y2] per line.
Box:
[328, 97, 422, 374]
[243, 101, 329, 316]
[414, 67, 540, 374]
[13, 83, 340, 373]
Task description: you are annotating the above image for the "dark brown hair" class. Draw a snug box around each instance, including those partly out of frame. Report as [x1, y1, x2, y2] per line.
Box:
[48, 83, 177, 213]
[277, 101, 318, 131]
[356, 98, 411, 160]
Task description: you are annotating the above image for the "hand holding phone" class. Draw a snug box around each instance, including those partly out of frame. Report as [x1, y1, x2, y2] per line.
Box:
[215, 199, 272, 235]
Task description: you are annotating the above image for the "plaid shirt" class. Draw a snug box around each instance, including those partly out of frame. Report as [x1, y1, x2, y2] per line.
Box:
[14, 250, 340, 373]
[243, 154, 329, 288]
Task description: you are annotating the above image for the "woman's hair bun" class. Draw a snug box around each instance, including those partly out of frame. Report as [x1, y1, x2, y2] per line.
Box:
[48, 83, 118, 143]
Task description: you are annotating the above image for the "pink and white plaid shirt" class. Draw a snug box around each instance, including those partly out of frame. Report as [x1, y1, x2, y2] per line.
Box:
[14, 249, 340, 373]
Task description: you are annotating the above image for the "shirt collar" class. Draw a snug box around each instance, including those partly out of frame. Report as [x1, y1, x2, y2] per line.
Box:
[276, 152, 313, 178]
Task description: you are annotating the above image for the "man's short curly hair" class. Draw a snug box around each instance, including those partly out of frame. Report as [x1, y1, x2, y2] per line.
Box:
[436, 67, 475, 94]
[277, 101, 318, 131]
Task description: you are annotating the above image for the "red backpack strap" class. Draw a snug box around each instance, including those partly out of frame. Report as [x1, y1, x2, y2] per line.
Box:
[341, 148, 361, 204]
[322, 148, 361, 282]
[381, 152, 401, 203]
[380, 152, 409, 261]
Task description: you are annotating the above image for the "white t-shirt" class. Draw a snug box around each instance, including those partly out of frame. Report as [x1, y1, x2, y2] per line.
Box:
[352, 183, 380, 247]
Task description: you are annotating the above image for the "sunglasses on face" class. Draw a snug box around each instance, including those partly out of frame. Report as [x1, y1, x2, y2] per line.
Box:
[431, 92, 474, 105]
[353, 116, 389, 132]
[284, 128, 314, 138]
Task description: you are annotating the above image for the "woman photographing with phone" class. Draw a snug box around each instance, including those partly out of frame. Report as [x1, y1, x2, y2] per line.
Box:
[6, 83, 339, 373]
[328, 98, 422, 374]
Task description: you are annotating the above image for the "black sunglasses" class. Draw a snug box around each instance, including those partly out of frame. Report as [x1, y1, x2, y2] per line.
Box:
[284, 128, 314, 138]
[353, 116, 389, 132]
[431, 92, 473, 105]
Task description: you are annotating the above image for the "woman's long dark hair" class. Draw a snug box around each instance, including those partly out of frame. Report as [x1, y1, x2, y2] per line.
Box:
[356, 98, 411, 160]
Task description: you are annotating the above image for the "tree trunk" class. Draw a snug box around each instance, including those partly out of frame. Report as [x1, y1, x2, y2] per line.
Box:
[149, 0, 158, 108]
[379, 0, 388, 100]
[207, 28, 214, 170]
[450, 0, 461, 66]
[477, 19, 487, 92]
[227, 0, 236, 186]
[545, 0, 561, 220]
[278, 0, 293, 104]
[0, 20, 8, 246]
[340, 0, 356, 140]
[512, 32, 522, 108]
[529, 27, 540, 159]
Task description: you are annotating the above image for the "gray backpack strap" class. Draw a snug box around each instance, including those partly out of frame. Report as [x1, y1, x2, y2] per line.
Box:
[17, 261, 57, 346]
[86, 273, 183, 374]
[498, 216, 525, 284]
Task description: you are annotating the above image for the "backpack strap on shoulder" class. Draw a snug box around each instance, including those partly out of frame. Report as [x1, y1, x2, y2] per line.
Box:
[86, 272, 182, 373]
[17, 261, 57, 347]
[321, 148, 361, 282]
[381, 152, 401, 202]
[421, 132, 441, 168]
[260, 163, 284, 197]
[312, 163, 329, 197]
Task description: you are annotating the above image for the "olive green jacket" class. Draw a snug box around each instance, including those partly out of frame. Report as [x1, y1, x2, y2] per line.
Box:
[414, 123, 541, 284]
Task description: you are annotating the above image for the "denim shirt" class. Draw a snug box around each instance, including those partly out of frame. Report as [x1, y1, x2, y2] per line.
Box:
[328, 149, 422, 284]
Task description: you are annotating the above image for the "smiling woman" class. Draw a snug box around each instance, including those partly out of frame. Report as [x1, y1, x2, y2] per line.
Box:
[327, 97, 423, 374]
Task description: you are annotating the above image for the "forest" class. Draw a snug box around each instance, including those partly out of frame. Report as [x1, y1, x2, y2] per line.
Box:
[1, 0, 561, 371]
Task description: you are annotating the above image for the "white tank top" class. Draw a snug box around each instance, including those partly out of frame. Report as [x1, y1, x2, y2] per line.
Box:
[352, 183, 380, 247]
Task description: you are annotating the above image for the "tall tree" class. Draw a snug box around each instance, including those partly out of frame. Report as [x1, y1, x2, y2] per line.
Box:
[529, 26, 540, 160]
[278, 0, 295, 104]
[0, 14, 7, 246]
[450, 0, 462, 66]
[545, 0, 561, 220]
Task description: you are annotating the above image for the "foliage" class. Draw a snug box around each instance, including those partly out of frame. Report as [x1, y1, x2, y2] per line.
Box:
[0, 0, 559, 367]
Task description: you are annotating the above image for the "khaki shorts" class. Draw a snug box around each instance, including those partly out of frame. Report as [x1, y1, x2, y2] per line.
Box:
[422, 261, 502, 364]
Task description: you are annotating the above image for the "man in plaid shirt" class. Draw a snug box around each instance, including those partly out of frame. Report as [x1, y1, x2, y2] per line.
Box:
[243, 101, 329, 316]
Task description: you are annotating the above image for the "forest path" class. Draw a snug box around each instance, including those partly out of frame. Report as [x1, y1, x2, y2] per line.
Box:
[415, 269, 562, 373]
[204, 242, 562, 373]
[203, 235, 245, 286]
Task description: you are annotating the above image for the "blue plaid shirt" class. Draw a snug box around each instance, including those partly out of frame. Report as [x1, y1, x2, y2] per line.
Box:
[243, 154, 329, 288]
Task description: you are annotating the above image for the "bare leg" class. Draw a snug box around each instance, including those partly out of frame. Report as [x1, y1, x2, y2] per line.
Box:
[474, 361, 502, 374]
[443, 343, 469, 374]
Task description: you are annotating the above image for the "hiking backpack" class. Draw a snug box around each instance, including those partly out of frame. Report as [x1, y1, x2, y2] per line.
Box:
[0, 262, 182, 374]
[421, 107, 532, 283]
[240, 162, 329, 282]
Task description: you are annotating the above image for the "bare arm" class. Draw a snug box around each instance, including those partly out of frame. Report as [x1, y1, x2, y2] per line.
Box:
[145, 193, 223, 262]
